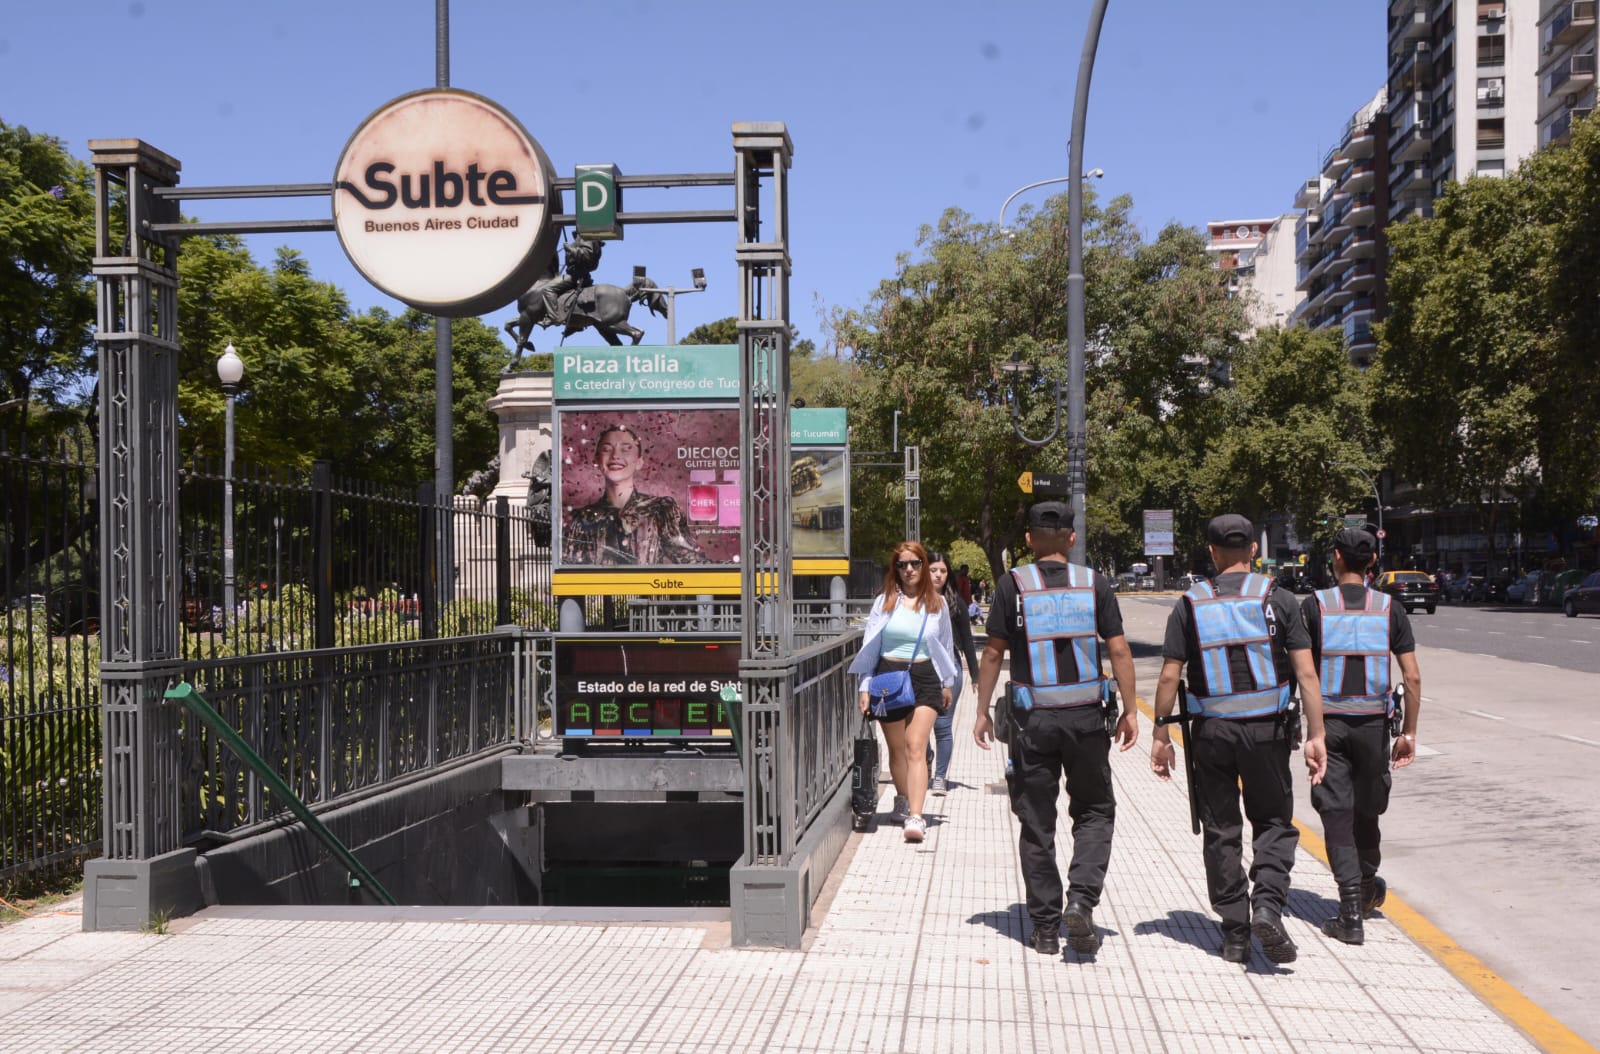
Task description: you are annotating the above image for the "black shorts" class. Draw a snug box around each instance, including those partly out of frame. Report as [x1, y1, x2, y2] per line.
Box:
[873, 658, 944, 721]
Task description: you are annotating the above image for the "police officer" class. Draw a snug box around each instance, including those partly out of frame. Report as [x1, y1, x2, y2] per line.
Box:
[973, 503, 1139, 957]
[1303, 528, 1422, 944]
[1151, 514, 1328, 965]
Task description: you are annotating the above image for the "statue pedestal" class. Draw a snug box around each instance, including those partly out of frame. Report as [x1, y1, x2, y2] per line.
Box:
[484, 370, 554, 505]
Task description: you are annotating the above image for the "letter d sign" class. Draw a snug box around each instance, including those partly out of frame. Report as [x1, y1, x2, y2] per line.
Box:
[575, 164, 622, 240]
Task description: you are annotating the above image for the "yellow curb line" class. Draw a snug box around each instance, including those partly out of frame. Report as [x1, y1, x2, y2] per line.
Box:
[1133, 695, 1595, 1054]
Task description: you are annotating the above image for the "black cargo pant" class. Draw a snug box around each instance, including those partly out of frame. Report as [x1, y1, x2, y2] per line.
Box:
[1011, 704, 1115, 929]
[1310, 715, 1392, 889]
[1192, 714, 1297, 941]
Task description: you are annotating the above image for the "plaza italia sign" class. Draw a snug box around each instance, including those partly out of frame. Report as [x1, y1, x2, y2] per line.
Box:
[332, 89, 560, 317]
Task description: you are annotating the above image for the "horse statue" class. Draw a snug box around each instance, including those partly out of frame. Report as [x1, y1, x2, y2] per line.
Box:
[503, 235, 667, 368]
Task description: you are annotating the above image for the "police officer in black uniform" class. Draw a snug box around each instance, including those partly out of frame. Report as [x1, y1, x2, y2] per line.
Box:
[973, 503, 1139, 957]
[1151, 514, 1328, 965]
[1303, 528, 1423, 944]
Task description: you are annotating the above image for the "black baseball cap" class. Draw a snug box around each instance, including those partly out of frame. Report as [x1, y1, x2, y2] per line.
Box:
[1206, 514, 1254, 547]
[1027, 501, 1074, 530]
[1333, 528, 1377, 560]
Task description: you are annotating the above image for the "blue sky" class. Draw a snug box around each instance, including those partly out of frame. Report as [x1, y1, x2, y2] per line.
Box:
[2, 1, 1385, 351]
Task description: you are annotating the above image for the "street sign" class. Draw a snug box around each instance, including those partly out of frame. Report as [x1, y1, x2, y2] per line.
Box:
[575, 164, 622, 239]
[1143, 508, 1175, 556]
[1017, 471, 1032, 494]
[1031, 473, 1070, 495]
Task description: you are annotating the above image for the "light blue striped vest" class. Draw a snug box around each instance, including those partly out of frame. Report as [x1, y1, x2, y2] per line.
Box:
[1009, 562, 1106, 710]
[1315, 586, 1393, 716]
[1184, 574, 1292, 718]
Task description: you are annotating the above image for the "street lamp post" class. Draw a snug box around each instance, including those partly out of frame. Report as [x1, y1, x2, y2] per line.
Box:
[1065, 0, 1111, 568]
[217, 343, 245, 626]
[1337, 462, 1384, 566]
[997, 170, 1105, 236]
[633, 266, 707, 345]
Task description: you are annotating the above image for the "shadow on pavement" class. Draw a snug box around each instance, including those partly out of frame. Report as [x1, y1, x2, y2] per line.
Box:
[1133, 908, 1220, 953]
[966, 904, 1027, 945]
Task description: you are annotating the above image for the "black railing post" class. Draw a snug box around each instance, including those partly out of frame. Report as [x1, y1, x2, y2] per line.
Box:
[495, 496, 512, 626]
[311, 460, 335, 650]
[417, 481, 439, 639]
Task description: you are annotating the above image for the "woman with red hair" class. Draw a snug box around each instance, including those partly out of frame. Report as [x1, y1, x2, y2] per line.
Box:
[847, 541, 959, 842]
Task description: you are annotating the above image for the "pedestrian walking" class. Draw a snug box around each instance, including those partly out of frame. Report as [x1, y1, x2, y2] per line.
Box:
[1151, 514, 1328, 965]
[1302, 528, 1423, 944]
[973, 503, 1139, 956]
[925, 552, 981, 797]
[848, 541, 959, 844]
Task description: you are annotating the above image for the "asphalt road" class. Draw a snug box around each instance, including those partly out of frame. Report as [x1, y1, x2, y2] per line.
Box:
[1402, 599, 1600, 674]
[1117, 595, 1600, 1049]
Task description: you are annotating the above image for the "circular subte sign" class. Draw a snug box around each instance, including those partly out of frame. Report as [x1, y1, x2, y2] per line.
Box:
[333, 88, 559, 317]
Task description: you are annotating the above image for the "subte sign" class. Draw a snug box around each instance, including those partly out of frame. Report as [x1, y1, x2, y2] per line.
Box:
[332, 88, 561, 317]
[575, 164, 622, 239]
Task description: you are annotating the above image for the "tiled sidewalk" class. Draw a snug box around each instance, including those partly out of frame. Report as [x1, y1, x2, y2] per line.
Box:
[0, 704, 1539, 1053]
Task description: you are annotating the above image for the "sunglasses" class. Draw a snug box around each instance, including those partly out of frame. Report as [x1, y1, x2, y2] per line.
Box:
[896, 559, 923, 570]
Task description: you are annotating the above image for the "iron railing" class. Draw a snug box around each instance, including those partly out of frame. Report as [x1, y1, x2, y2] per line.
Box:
[1, 431, 102, 882]
[174, 631, 532, 843]
[739, 629, 862, 867]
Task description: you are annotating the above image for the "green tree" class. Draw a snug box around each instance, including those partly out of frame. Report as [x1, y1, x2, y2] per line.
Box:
[0, 122, 95, 433]
[832, 195, 1247, 578]
[1196, 326, 1378, 551]
[1374, 174, 1550, 562]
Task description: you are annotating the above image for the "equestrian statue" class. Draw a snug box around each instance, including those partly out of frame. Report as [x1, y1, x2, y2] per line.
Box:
[503, 235, 667, 367]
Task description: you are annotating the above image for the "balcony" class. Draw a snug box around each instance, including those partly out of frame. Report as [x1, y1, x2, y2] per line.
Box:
[1546, 51, 1596, 96]
[1327, 281, 1355, 308]
[1344, 233, 1378, 260]
[1550, 1, 1597, 47]
[1391, 39, 1433, 81]
[1392, 119, 1432, 162]
[1345, 162, 1376, 193]
[1392, 5, 1430, 43]
[1323, 206, 1352, 244]
[1346, 194, 1377, 227]
[1345, 262, 1378, 293]
[1391, 160, 1431, 197]
[1548, 105, 1594, 145]
[1294, 177, 1324, 209]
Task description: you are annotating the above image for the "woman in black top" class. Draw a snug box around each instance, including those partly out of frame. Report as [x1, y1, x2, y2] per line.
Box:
[926, 552, 981, 796]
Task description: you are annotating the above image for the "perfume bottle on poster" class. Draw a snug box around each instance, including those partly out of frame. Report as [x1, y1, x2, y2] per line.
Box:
[688, 470, 719, 523]
[718, 469, 742, 527]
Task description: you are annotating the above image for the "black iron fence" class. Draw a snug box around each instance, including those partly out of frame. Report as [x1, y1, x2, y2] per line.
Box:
[2, 429, 555, 883]
[1, 432, 101, 884]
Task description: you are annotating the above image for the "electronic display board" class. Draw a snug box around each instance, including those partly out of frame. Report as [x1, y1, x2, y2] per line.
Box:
[554, 638, 739, 738]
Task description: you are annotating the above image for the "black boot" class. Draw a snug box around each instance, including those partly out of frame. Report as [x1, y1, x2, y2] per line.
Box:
[1321, 886, 1365, 945]
[1360, 875, 1387, 917]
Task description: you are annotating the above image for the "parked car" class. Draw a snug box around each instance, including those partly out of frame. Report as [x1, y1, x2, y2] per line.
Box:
[1374, 570, 1439, 614]
[1506, 572, 1543, 605]
[1564, 571, 1600, 618]
[1447, 575, 1484, 603]
[1540, 569, 1584, 607]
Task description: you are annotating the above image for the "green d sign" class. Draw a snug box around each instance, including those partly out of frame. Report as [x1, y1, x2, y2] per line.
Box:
[575, 164, 621, 240]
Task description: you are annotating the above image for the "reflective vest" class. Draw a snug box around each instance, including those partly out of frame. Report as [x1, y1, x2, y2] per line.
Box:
[1314, 586, 1393, 716]
[1184, 574, 1292, 718]
[1009, 562, 1106, 709]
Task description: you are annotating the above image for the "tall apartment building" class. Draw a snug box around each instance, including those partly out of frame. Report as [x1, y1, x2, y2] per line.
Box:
[1386, 0, 1540, 224]
[1204, 218, 1303, 330]
[1537, 0, 1597, 146]
[1294, 89, 1390, 365]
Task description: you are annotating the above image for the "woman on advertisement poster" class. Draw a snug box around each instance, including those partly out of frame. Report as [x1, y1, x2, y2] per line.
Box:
[561, 424, 710, 566]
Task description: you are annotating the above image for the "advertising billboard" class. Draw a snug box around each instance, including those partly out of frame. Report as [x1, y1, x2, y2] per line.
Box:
[554, 638, 738, 738]
[556, 405, 742, 569]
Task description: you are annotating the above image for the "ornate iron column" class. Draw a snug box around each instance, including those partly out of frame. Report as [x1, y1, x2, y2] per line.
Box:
[730, 123, 804, 945]
[82, 140, 201, 930]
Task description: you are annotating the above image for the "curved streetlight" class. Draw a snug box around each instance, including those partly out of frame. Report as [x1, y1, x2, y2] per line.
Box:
[997, 170, 1105, 237]
[1335, 462, 1384, 566]
[217, 343, 245, 624]
[632, 265, 707, 345]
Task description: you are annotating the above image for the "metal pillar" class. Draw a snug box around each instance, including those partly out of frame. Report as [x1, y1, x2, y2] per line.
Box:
[903, 445, 920, 542]
[1066, 0, 1110, 566]
[730, 122, 804, 946]
[82, 139, 201, 930]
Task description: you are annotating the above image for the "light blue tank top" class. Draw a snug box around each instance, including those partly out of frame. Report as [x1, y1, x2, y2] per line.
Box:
[880, 603, 928, 660]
